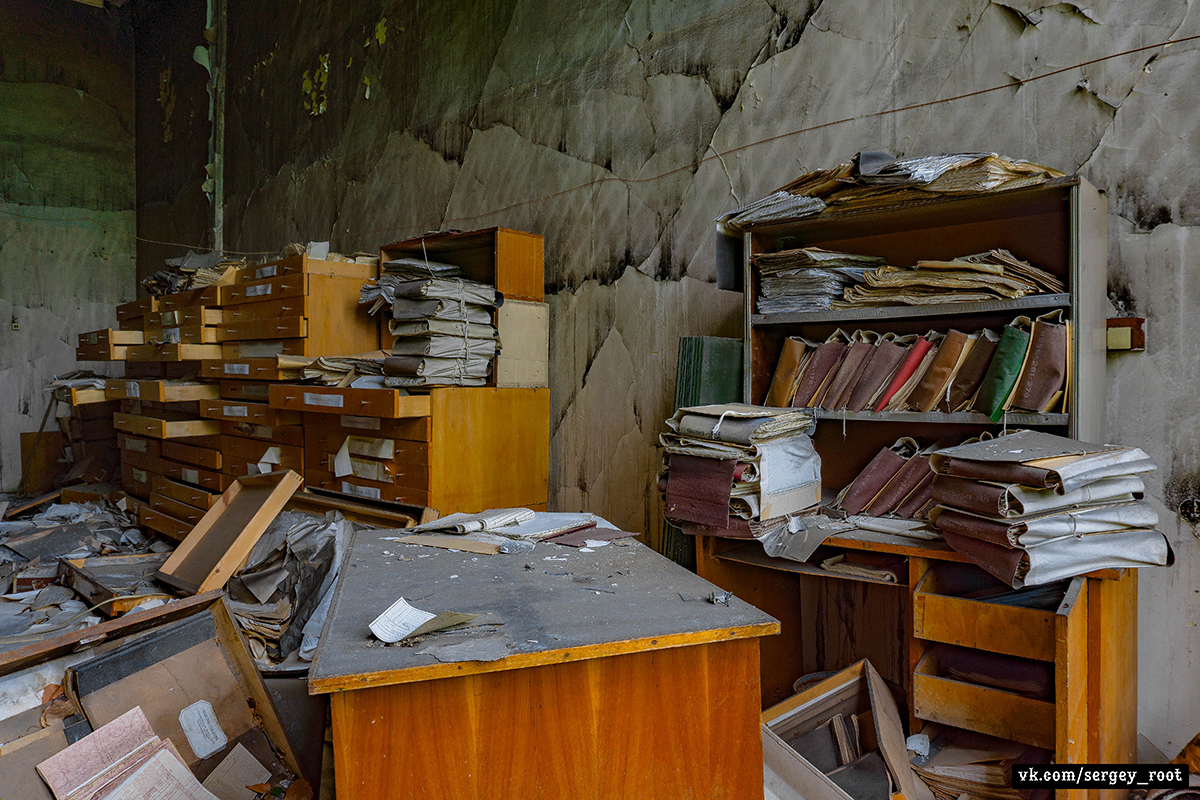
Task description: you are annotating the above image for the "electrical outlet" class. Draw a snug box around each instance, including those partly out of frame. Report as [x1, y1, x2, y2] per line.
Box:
[10, 320, 18, 332]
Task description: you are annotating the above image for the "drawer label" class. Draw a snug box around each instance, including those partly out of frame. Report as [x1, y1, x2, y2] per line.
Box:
[125, 381, 140, 398]
[304, 392, 343, 407]
[343, 482, 381, 499]
[224, 363, 250, 375]
[85, 332, 99, 345]
[163, 327, 181, 343]
[182, 468, 200, 484]
[125, 438, 147, 453]
[224, 405, 249, 417]
[254, 265, 278, 280]
[246, 284, 273, 297]
[131, 468, 147, 484]
[341, 415, 380, 430]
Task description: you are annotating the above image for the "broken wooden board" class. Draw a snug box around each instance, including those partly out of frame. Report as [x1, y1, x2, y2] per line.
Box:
[156, 470, 303, 594]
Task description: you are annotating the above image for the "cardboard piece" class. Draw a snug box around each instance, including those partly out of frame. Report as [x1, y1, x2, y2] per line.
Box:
[157, 470, 303, 594]
[762, 660, 934, 800]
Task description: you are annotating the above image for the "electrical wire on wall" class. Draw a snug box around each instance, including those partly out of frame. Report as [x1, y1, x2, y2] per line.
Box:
[3, 33, 1196, 257]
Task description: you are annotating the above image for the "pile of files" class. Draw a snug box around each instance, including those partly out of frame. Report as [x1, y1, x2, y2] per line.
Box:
[660, 404, 820, 540]
[911, 724, 1052, 800]
[834, 437, 947, 523]
[225, 510, 351, 670]
[360, 268, 503, 387]
[754, 247, 882, 314]
[288, 352, 388, 387]
[765, 310, 1070, 415]
[718, 151, 1065, 233]
[838, 250, 1063, 307]
[139, 250, 240, 295]
[927, 430, 1172, 587]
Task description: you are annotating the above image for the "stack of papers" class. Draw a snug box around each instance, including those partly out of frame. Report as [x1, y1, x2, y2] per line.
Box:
[838, 250, 1061, 307]
[754, 248, 883, 314]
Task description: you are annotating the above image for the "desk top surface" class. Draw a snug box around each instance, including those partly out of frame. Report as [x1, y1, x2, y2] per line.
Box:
[309, 528, 779, 693]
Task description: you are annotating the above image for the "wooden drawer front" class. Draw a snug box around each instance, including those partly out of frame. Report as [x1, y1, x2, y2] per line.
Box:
[221, 339, 307, 359]
[114, 412, 221, 440]
[121, 464, 152, 499]
[149, 493, 206, 525]
[270, 385, 429, 418]
[303, 413, 432, 441]
[119, 399, 200, 416]
[221, 274, 307, 305]
[120, 450, 164, 475]
[220, 435, 304, 471]
[79, 329, 143, 347]
[304, 468, 429, 506]
[913, 563, 1069, 662]
[76, 400, 120, 420]
[161, 459, 234, 492]
[144, 322, 220, 344]
[159, 439, 223, 470]
[224, 296, 309, 322]
[69, 417, 116, 441]
[221, 421, 306, 447]
[304, 429, 430, 465]
[150, 475, 219, 510]
[199, 399, 302, 427]
[201, 359, 302, 381]
[127, 343, 223, 361]
[106, 380, 219, 403]
[218, 381, 273, 401]
[302, 449, 429, 490]
[237, 255, 375, 283]
[157, 307, 224, 327]
[117, 296, 158, 321]
[76, 343, 129, 361]
[217, 316, 308, 342]
[913, 647, 1055, 751]
[137, 505, 192, 542]
[158, 286, 219, 310]
[118, 433, 161, 460]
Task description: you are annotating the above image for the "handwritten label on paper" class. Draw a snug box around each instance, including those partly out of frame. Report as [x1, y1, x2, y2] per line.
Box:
[304, 392, 343, 407]
[179, 700, 227, 759]
[341, 415, 381, 430]
[224, 406, 248, 417]
[224, 363, 250, 375]
[245, 284, 272, 297]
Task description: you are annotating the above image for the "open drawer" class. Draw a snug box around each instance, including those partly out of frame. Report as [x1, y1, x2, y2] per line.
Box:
[913, 643, 1055, 750]
[912, 562, 1084, 661]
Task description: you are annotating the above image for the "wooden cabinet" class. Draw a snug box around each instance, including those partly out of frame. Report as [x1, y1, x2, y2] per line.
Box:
[697, 177, 1132, 796]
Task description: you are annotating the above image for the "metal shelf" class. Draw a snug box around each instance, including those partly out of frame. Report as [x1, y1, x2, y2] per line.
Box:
[751, 293, 1070, 326]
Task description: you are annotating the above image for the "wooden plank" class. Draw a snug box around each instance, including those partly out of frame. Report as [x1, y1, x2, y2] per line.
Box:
[105, 379, 220, 403]
[427, 387, 549, 513]
[309, 530, 778, 694]
[306, 274, 382, 357]
[1057, 579, 1089, 787]
[156, 470, 303, 594]
[2, 490, 62, 519]
[19, 431, 67, 495]
[199, 399, 302, 426]
[113, 412, 222, 440]
[1086, 572, 1137, 800]
[269, 385, 429, 418]
[216, 316, 308, 342]
[151, 474, 219, 509]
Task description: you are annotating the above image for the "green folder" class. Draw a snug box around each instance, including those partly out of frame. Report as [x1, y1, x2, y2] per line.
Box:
[973, 324, 1031, 422]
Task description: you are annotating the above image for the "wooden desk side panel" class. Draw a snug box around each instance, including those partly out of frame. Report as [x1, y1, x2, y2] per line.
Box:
[428, 388, 550, 514]
[1087, 571, 1137, 800]
[307, 274, 381, 357]
[330, 638, 764, 800]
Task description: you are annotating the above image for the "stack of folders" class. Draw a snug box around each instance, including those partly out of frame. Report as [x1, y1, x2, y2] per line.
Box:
[764, 310, 1071, 417]
[927, 431, 1172, 588]
[837, 250, 1063, 307]
[834, 437, 952, 522]
[753, 247, 883, 313]
[360, 271, 503, 387]
[911, 724, 1052, 800]
[660, 404, 820, 539]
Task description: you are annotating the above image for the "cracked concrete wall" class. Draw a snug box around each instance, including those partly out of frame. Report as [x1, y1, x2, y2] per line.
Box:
[151, 0, 1199, 754]
[0, 0, 136, 492]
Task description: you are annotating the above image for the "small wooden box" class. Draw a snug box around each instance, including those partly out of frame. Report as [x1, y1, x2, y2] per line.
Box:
[379, 227, 543, 302]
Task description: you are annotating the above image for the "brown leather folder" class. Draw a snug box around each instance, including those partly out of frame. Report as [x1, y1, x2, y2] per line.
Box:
[943, 328, 1000, 411]
[821, 336, 878, 410]
[838, 438, 918, 516]
[1010, 310, 1067, 412]
[865, 451, 933, 517]
[845, 335, 912, 412]
[765, 337, 809, 407]
[793, 333, 850, 408]
[907, 330, 972, 412]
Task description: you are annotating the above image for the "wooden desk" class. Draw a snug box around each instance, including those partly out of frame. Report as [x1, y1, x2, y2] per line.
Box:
[310, 529, 779, 799]
[697, 529, 1137, 800]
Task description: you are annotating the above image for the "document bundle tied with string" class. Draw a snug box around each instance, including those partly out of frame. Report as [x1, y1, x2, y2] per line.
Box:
[659, 403, 821, 541]
[359, 255, 503, 387]
[927, 430, 1172, 587]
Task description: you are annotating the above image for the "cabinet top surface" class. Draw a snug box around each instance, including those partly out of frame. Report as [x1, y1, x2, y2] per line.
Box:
[309, 528, 778, 692]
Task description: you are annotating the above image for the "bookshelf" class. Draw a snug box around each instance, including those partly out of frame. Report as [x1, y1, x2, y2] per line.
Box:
[696, 177, 1136, 796]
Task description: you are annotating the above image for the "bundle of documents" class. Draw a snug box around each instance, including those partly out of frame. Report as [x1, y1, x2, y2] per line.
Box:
[834, 437, 949, 522]
[911, 724, 1052, 800]
[381, 255, 462, 280]
[140, 250, 240, 295]
[837, 250, 1061, 307]
[927, 430, 1171, 587]
[718, 152, 1065, 232]
[754, 247, 882, 313]
[290, 352, 388, 387]
[764, 311, 1070, 416]
[361, 275, 503, 386]
[660, 404, 820, 536]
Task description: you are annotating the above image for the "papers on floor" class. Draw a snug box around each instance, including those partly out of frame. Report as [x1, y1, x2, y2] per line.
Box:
[369, 597, 477, 644]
